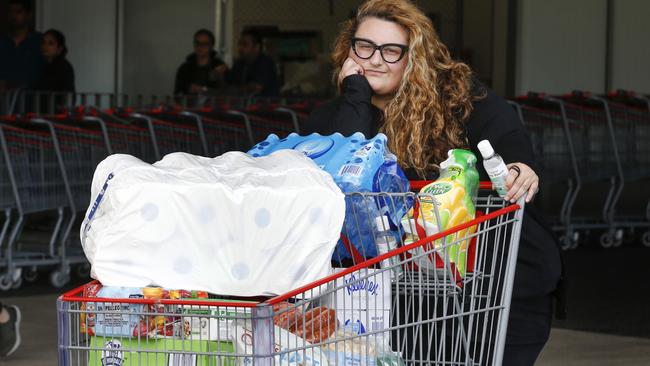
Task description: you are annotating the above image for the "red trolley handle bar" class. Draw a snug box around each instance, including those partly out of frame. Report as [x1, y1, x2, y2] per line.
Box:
[411, 180, 493, 191]
[59, 280, 261, 308]
[267, 201, 521, 305]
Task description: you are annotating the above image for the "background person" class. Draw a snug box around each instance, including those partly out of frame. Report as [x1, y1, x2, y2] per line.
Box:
[0, 0, 44, 91]
[217, 29, 280, 97]
[174, 29, 225, 95]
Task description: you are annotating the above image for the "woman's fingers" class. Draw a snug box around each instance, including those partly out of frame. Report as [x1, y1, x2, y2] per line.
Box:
[338, 58, 364, 85]
[503, 163, 539, 203]
[526, 180, 539, 203]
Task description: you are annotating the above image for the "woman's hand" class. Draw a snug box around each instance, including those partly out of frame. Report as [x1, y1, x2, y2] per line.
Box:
[338, 57, 364, 86]
[504, 162, 539, 203]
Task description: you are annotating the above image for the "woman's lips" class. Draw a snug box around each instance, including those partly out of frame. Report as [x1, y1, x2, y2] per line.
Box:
[364, 69, 386, 76]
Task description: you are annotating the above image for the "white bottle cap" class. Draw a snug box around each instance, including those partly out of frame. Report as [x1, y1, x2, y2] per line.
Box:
[375, 216, 391, 231]
[477, 140, 495, 158]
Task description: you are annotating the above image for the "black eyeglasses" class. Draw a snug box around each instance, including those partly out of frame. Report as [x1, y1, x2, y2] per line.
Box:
[194, 41, 212, 47]
[351, 37, 409, 63]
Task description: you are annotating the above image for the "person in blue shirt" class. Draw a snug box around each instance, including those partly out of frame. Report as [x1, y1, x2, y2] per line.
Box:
[0, 0, 44, 91]
[216, 29, 280, 97]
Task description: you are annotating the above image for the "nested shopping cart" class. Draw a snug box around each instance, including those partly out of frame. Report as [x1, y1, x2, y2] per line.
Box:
[1, 117, 71, 290]
[556, 92, 627, 247]
[603, 90, 650, 246]
[508, 94, 582, 249]
[58, 182, 524, 365]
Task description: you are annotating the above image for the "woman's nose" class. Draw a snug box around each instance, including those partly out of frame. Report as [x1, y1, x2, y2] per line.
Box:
[369, 49, 384, 66]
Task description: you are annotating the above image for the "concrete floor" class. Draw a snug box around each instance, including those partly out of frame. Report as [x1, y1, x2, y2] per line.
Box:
[2, 294, 650, 365]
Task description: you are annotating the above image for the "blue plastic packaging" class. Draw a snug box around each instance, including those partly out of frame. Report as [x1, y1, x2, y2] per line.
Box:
[248, 133, 411, 262]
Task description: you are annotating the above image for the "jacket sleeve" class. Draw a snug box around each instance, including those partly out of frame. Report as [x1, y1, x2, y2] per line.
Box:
[62, 60, 75, 93]
[174, 63, 189, 95]
[336, 74, 375, 125]
[304, 74, 377, 136]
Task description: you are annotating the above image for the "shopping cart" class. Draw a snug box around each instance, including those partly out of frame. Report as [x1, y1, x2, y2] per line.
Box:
[82, 111, 159, 163]
[58, 183, 524, 365]
[240, 104, 300, 142]
[509, 94, 582, 249]
[0, 117, 73, 290]
[604, 90, 650, 246]
[557, 92, 626, 247]
[128, 112, 206, 161]
[190, 108, 256, 156]
[30, 116, 111, 286]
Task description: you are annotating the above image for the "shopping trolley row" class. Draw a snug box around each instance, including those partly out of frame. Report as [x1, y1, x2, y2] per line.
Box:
[58, 187, 525, 366]
[509, 90, 650, 249]
[0, 102, 320, 290]
[1, 88, 326, 117]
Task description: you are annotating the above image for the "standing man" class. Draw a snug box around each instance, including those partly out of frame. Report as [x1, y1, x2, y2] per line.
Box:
[0, 0, 44, 91]
[218, 29, 280, 97]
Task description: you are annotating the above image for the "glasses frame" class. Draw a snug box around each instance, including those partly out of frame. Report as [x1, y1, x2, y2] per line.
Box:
[350, 37, 409, 64]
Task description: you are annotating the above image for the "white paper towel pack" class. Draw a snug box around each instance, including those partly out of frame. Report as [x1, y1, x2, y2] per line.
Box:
[80, 150, 345, 296]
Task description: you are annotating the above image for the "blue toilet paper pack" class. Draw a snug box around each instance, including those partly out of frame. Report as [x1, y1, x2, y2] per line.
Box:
[249, 133, 411, 261]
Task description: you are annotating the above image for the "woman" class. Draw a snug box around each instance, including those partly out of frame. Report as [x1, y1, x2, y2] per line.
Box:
[35, 29, 75, 93]
[174, 29, 225, 95]
[304, 1, 564, 365]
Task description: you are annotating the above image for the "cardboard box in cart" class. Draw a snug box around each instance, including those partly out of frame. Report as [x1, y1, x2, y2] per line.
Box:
[89, 336, 236, 366]
[334, 268, 392, 334]
[182, 299, 253, 341]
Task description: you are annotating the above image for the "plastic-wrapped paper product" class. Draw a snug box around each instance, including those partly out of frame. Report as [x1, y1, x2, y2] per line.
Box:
[249, 133, 411, 262]
[231, 320, 330, 366]
[80, 150, 345, 296]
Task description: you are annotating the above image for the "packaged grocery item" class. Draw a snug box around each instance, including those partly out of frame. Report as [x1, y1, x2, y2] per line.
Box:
[89, 336, 235, 366]
[248, 133, 411, 262]
[81, 150, 345, 296]
[321, 330, 405, 366]
[82, 284, 254, 341]
[181, 298, 254, 342]
[322, 330, 377, 366]
[87, 286, 147, 338]
[80, 282, 102, 335]
[231, 320, 330, 366]
[401, 149, 479, 278]
[334, 268, 391, 339]
[273, 303, 337, 344]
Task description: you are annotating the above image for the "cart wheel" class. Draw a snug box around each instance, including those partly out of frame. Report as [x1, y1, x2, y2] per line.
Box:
[11, 275, 22, 290]
[642, 232, 650, 247]
[0, 274, 12, 291]
[75, 263, 91, 278]
[23, 266, 39, 283]
[599, 233, 614, 248]
[613, 229, 624, 247]
[559, 236, 571, 250]
[568, 231, 580, 250]
[50, 270, 70, 288]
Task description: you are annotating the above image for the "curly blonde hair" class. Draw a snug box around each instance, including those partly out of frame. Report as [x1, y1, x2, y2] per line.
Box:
[331, 0, 477, 178]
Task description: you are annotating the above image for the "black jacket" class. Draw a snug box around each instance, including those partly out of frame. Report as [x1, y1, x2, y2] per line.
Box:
[34, 56, 75, 93]
[174, 52, 224, 95]
[304, 75, 563, 301]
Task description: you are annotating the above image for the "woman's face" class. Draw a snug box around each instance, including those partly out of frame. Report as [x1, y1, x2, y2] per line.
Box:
[349, 17, 409, 97]
[193, 33, 212, 58]
[41, 34, 62, 59]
